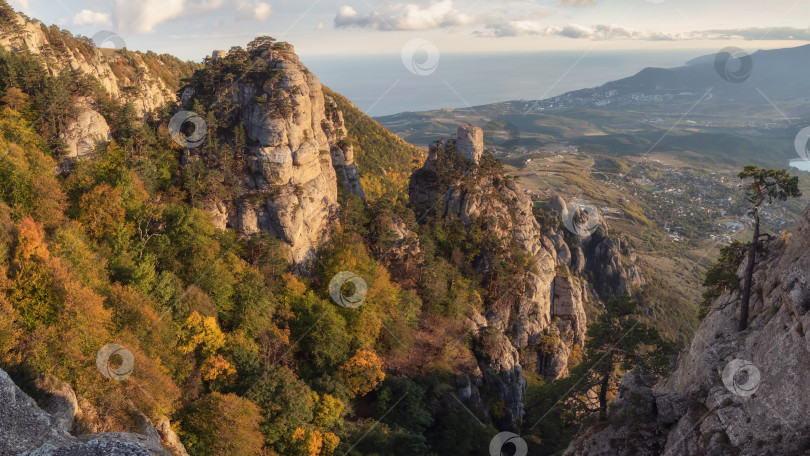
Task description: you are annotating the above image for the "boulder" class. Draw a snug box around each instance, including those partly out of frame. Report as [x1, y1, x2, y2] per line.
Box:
[59, 99, 111, 159]
[0, 368, 167, 455]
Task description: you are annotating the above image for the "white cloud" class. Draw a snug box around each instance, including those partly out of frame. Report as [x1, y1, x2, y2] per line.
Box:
[559, 0, 596, 6]
[112, 0, 224, 34]
[335, 0, 475, 31]
[478, 22, 810, 41]
[73, 9, 112, 27]
[9, 0, 28, 10]
[237, 1, 272, 21]
[480, 22, 685, 40]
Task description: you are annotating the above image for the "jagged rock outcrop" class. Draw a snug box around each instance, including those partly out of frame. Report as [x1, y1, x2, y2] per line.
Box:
[324, 96, 365, 199]
[0, 368, 168, 455]
[546, 194, 645, 298]
[0, 14, 178, 118]
[581, 228, 646, 297]
[455, 123, 484, 163]
[185, 43, 365, 265]
[565, 203, 810, 455]
[409, 125, 590, 429]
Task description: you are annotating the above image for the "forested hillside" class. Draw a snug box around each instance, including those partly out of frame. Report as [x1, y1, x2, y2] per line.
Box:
[4, 2, 787, 456]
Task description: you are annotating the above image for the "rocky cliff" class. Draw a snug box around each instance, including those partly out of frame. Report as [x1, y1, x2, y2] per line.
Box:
[547, 194, 646, 299]
[0, 12, 180, 118]
[0, 8, 194, 159]
[180, 42, 362, 266]
[564, 203, 810, 455]
[409, 125, 590, 429]
[0, 368, 172, 455]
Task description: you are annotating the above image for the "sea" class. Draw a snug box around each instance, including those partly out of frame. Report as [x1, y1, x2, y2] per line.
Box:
[301, 49, 706, 117]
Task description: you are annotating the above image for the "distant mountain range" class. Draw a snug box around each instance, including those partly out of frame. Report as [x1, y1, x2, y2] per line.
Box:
[533, 44, 810, 116]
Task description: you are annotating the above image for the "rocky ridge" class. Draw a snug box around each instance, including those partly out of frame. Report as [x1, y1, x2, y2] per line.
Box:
[182, 43, 363, 265]
[0, 13, 178, 117]
[409, 124, 590, 430]
[0, 9, 190, 158]
[564, 202, 810, 455]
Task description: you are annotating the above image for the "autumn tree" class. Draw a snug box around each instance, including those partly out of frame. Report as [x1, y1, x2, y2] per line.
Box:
[338, 348, 385, 396]
[178, 310, 226, 357]
[180, 392, 264, 456]
[736, 166, 801, 331]
[246, 366, 314, 450]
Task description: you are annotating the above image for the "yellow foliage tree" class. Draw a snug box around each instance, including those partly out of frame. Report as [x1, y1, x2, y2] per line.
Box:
[79, 183, 126, 240]
[291, 427, 323, 456]
[178, 311, 226, 357]
[311, 392, 343, 429]
[338, 348, 385, 396]
[201, 354, 236, 382]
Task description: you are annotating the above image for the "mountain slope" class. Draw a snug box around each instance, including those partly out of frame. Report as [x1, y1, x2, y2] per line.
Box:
[564, 202, 810, 455]
[323, 87, 423, 200]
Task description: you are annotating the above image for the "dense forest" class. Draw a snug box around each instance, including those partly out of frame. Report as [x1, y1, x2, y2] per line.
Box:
[0, 3, 748, 455]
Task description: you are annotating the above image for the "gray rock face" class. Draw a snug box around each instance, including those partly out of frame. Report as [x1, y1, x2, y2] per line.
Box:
[0, 368, 167, 456]
[34, 376, 79, 433]
[324, 96, 365, 199]
[409, 125, 589, 429]
[455, 124, 484, 164]
[565, 202, 810, 456]
[186, 46, 363, 266]
[59, 99, 111, 159]
[581, 227, 646, 298]
[0, 14, 177, 118]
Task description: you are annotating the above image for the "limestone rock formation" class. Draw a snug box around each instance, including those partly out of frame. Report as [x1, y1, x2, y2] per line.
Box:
[564, 203, 810, 455]
[0, 14, 178, 118]
[0, 368, 168, 455]
[409, 125, 590, 429]
[58, 98, 111, 159]
[324, 95, 365, 199]
[182, 43, 362, 266]
[455, 124, 484, 164]
[581, 228, 646, 297]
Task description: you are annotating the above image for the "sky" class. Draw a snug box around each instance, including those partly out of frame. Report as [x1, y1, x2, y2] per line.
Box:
[7, 0, 810, 61]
